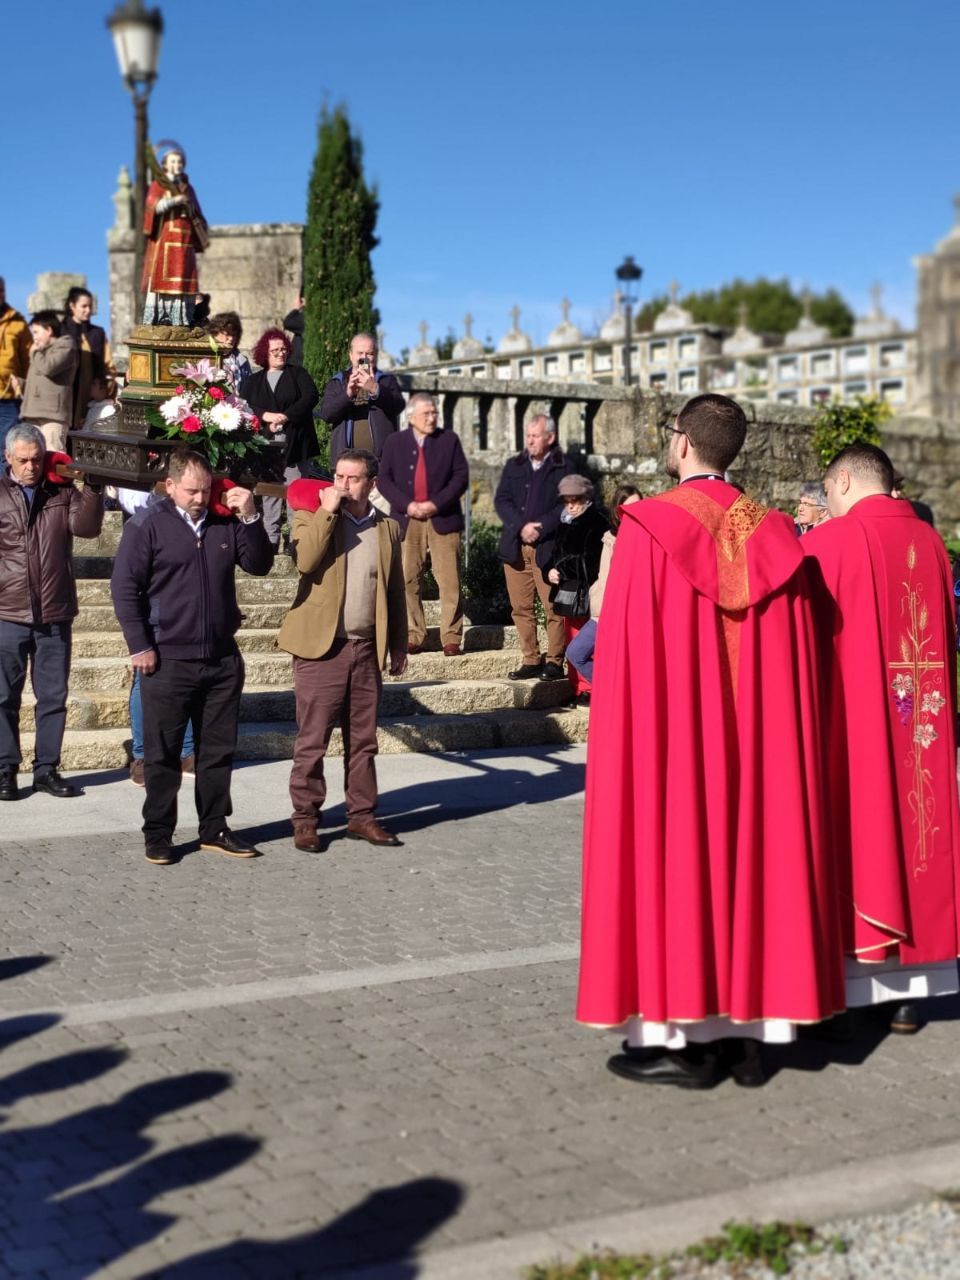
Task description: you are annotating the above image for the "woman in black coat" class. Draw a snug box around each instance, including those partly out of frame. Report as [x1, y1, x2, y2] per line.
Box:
[243, 328, 320, 549]
[538, 472, 610, 701]
[243, 328, 320, 474]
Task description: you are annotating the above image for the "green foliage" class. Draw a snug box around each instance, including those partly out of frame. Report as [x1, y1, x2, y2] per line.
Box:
[462, 519, 511, 621]
[686, 1219, 816, 1274]
[302, 104, 380, 391]
[435, 327, 457, 361]
[525, 1218, 845, 1278]
[810, 395, 891, 468]
[633, 278, 854, 340]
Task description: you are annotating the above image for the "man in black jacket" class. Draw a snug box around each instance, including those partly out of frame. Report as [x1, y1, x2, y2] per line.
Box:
[494, 414, 573, 680]
[322, 333, 405, 469]
[111, 449, 274, 866]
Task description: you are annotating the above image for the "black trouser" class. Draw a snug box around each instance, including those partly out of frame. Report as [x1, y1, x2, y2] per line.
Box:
[140, 652, 245, 844]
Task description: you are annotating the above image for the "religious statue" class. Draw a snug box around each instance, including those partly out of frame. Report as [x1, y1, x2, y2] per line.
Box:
[141, 140, 209, 328]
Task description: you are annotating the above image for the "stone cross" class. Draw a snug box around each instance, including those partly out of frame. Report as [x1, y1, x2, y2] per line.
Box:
[954, 192, 960, 224]
[737, 301, 749, 330]
[800, 287, 813, 318]
[612, 290, 624, 314]
[463, 312, 474, 338]
[377, 328, 386, 349]
[418, 321, 430, 347]
[871, 282, 884, 314]
[669, 279, 680, 304]
[510, 305, 521, 331]
[560, 297, 572, 324]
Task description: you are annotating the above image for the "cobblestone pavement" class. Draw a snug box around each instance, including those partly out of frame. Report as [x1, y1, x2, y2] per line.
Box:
[1, 747, 960, 1279]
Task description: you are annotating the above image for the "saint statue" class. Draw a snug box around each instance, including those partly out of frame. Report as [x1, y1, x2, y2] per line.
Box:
[141, 140, 209, 327]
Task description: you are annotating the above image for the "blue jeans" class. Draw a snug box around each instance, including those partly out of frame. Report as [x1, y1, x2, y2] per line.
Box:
[0, 619, 71, 770]
[0, 400, 22, 455]
[565, 618, 597, 685]
[130, 668, 195, 760]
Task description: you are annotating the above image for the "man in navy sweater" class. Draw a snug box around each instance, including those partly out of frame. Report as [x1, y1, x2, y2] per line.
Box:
[111, 449, 274, 865]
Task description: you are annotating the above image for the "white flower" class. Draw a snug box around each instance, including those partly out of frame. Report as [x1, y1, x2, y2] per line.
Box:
[209, 402, 241, 434]
[159, 395, 191, 424]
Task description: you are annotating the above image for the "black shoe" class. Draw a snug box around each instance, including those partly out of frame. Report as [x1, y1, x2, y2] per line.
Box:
[575, 691, 591, 707]
[890, 1002, 921, 1035]
[145, 841, 177, 866]
[721, 1039, 766, 1088]
[539, 661, 565, 681]
[0, 768, 18, 801]
[200, 829, 260, 859]
[606, 1046, 724, 1089]
[33, 769, 79, 798]
[509, 661, 543, 680]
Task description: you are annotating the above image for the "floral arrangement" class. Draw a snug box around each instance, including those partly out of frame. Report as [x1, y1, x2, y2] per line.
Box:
[147, 356, 264, 469]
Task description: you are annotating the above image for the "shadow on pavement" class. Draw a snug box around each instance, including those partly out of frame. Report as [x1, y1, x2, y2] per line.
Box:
[157, 1175, 466, 1278]
[0, 955, 53, 982]
[0, 1011, 261, 1275]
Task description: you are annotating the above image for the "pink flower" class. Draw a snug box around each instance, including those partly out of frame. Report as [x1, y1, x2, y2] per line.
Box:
[182, 415, 202, 434]
[251, 416, 260, 433]
[209, 386, 225, 401]
[175, 385, 185, 395]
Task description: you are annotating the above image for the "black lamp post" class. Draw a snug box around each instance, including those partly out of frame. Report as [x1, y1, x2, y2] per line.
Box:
[107, 0, 164, 321]
[615, 255, 643, 386]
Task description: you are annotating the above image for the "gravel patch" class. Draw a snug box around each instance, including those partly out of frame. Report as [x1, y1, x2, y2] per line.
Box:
[662, 1197, 960, 1278]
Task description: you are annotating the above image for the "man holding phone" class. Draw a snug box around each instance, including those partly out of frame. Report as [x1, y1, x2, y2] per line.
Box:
[321, 333, 405, 469]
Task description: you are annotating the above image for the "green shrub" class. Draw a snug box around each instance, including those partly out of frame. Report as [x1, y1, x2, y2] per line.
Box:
[811, 396, 891, 468]
[462, 518, 512, 621]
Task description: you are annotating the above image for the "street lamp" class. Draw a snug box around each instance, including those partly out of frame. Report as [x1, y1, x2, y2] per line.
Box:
[107, 0, 164, 321]
[615, 255, 643, 387]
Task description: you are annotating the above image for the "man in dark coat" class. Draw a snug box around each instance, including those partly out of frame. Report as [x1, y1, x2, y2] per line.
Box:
[494, 414, 573, 680]
[322, 333, 405, 469]
[111, 449, 274, 866]
[378, 393, 469, 656]
[0, 423, 103, 800]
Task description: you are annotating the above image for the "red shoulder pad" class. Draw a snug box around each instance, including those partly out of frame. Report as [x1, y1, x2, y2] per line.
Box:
[287, 478, 333, 512]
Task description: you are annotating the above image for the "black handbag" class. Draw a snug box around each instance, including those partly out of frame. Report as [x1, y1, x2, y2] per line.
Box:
[552, 554, 591, 617]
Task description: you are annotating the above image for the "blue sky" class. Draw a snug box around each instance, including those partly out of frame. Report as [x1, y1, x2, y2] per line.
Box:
[5, 0, 958, 354]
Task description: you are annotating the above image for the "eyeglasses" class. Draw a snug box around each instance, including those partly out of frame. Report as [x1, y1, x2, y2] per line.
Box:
[661, 423, 685, 437]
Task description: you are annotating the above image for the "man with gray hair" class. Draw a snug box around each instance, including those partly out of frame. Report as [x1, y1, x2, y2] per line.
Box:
[378, 393, 470, 656]
[495, 413, 573, 680]
[0, 423, 103, 800]
[795, 482, 829, 535]
[322, 332, 405, 469]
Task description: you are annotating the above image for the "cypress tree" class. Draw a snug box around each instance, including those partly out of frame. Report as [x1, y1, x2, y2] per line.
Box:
[302, 104, 380, 404]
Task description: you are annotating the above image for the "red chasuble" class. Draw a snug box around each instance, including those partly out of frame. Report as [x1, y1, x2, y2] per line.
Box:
[577, 481, 845, 1029]
[803, 496, 960, 965]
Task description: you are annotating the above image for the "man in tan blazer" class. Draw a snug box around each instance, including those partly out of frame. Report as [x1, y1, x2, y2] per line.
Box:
[277, 448, 407, 851]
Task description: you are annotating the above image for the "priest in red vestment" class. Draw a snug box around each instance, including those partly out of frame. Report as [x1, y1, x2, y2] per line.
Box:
[577, 394, 845, 1088]
[803, 444, 960, 1034]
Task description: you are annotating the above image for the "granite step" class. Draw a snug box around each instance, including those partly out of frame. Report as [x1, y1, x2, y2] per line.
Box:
[20, 675, 572, 733]
[13, 706, 589, 772]
[65, 648, 537, 692]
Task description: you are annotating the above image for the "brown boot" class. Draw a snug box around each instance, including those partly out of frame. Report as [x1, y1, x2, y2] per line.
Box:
[345, 817, 402, 847]
[292, 821, 323, 852]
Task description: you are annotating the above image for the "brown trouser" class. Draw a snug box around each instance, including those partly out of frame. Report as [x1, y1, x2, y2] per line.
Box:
[503, 544, 565, 666]
[289, 639, 381, 824]
[403, 520, 463, 648]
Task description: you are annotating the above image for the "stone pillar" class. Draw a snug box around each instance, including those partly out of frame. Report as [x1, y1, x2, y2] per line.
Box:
[28, 272, 89, 316]
[107, 166, 137, 364]
[915, 194, 960, 425]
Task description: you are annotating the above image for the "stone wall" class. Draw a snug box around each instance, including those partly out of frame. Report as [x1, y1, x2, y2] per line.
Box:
[197, 224, 303, 350]
[402, 374, 960, 537]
